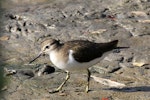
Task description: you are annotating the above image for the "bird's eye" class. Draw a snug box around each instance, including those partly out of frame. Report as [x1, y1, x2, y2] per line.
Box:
[45, 46, 49, 49]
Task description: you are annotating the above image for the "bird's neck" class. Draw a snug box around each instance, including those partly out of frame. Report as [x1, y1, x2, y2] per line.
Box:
[52, 42, 64, 51]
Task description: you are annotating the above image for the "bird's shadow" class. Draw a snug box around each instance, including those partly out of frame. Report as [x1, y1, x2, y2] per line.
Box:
[103, 86, 150, 92]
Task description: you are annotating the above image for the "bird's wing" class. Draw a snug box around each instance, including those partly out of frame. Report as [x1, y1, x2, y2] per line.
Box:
[62, 40, 118, 63]
[70, 41, 103, 63]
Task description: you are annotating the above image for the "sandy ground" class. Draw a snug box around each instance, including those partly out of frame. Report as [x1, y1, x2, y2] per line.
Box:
[0, 0, 150, 100]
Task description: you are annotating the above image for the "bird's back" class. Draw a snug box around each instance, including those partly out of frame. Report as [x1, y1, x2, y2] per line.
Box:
[61, 40, 118, 63]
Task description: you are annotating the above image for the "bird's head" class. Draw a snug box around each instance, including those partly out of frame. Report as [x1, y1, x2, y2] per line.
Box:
[29, 38, 60, 64]
[40, 38, 59, 55]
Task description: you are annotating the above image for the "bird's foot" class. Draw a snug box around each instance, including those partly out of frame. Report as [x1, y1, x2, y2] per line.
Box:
[49, 89, 60, 94]
[85, 90, 89, 93]
[85, 87, 89, 93]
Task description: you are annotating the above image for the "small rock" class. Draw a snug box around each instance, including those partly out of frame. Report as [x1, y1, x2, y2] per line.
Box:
[129, 11, 148, 19]
[132, 55, 149, 67]
[4, 68, 17, 76]
[5, 14, 17, 20]
[132, 62, 147, 67]
[138, 20, 150, 23]
[6, 14, 22, 20]
[18, 69, 34, 78]
[89, 29, 107, 34]
[37, 64, 55, 76]
[59, 92, 68, 96]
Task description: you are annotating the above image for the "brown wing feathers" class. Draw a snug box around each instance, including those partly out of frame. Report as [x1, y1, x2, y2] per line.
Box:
[71, 40, 118, 63]
[68, 40, 118, 62]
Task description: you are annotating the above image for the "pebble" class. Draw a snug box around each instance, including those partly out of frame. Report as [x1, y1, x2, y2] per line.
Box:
[59, 92, 68, 96]
[4, 67, 17, 76]
[132, 55, 149, 67]
[37, 64, 55, 76]
[18, 69, 34, 78]
[129, 11, 148, 19]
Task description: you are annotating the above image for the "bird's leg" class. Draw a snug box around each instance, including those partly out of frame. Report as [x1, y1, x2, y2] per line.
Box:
[49, 71, 70, 93]
[57, 71, 70, 91]
[85, 69, 91, 93]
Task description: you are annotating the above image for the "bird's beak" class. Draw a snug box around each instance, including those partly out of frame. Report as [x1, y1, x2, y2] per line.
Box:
[29, 51, 43, 64]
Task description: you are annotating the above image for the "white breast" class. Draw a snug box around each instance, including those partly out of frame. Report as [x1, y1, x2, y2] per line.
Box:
[49, 51, 67, 70]
[66, 50, 102, 71]
[49, 50, 112, 71]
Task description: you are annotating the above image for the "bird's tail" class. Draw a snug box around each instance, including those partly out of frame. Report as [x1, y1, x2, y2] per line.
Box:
[108, 40, 118, 48]
[100, 40, 129, 52]
[100, 40, 118, 52]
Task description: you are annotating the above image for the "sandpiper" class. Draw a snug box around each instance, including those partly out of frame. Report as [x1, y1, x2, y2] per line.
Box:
[30, 38, 123, 93]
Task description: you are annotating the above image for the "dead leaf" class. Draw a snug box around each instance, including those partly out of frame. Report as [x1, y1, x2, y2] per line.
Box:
[91, 75, 126, 88]
[132, 62, 146, 67]
[138, 20, 150, 23]
[59, 92, 68, 96]
[130, 11, 147, 17]
[90, 29, 107, 34]
[0, 35, 10, 41]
